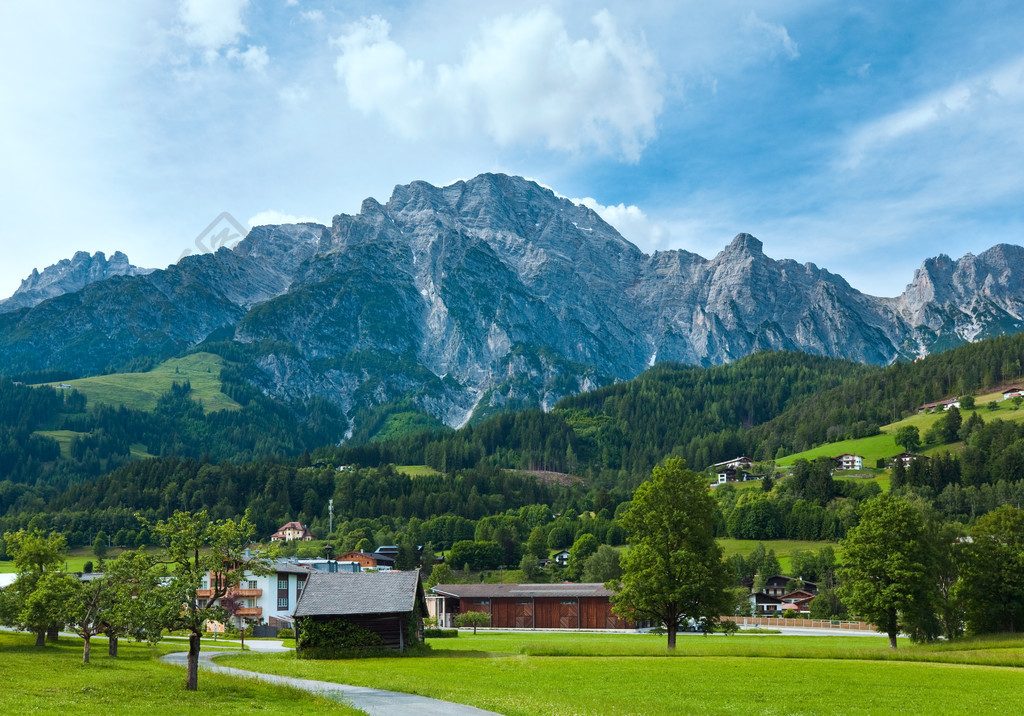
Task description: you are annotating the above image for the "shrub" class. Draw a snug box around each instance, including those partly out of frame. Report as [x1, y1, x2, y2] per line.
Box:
[423, 628, 458, 638]
[276, 628, 294, 639]
[297, 617, 385, 658]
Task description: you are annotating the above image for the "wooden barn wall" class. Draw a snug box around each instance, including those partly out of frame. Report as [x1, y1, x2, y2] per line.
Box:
[454, 595, 632, 630]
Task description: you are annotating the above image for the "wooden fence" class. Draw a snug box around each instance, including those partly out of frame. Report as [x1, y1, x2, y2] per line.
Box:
[721, 616, 875, 631]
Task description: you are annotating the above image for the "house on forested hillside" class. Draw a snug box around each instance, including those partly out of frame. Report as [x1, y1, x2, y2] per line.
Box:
[1003, 387, 1024, 400]
[293, 571, 426, 655]
[712, 456, 754, 471]
[833, 453, 863, 470]
[429, 583, 632, 629]
[917, 398, 959, 413]
[763, 576, 817, 598]
[891, 452, 929, 468]
[270, 521, 313, 542]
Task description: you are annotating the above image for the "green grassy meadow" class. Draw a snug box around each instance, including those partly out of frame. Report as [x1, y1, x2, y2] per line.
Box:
[718, 539, 841, 572]
[39, 352, 240, 413]
[396, 464, 444, 478]
[0, 632, 360, 714]
[778, 391, 1024, 467]
[218, 631, 1024, 715]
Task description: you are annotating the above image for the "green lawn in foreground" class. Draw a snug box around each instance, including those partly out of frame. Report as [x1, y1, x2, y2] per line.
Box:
[0, 632, 360, 714]
[39, 352, 240, 413]
[218, 631, 1024, 715]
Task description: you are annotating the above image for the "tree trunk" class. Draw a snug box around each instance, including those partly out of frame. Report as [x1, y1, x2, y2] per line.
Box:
[667, 621, 677, 650]
[108, 634, 118, 657]
[35, 630, 45, 647]
[186, 631, 200, 691]
[889, 632, 898, 649]
[83, 635, 91, 664]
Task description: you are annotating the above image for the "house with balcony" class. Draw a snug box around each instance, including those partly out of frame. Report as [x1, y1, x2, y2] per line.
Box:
[200, 559, 316, 631]
[833, 453, 864, 470]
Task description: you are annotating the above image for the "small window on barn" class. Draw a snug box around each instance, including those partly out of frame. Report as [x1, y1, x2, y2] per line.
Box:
[516, 598, 531, 604]
[560, 600, 575, 605]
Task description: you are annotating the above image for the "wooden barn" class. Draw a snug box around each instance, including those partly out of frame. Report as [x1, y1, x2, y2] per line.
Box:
[430, 583, 632, 630]
[293, 571, 426, 654]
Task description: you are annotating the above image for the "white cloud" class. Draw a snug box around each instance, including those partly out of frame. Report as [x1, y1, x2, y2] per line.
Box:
[742, 12, 799, 61]
[575, 197, 670, 253]
[301, 9, 324, 23]
[227, 44, 269, 72]
[179, 0, 250, 50]
[844, 55, 1024, 168]
[248, 210, 321, 227]
[279, 84, 310, 106]
[332, 8, 662, 159]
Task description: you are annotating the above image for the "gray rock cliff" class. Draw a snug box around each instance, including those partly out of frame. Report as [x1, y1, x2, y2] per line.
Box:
[1, 174, 1022, 429]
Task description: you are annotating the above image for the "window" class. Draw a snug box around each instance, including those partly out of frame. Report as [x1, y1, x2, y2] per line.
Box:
[246, 598, 256, 608]
[296, 579, 305, 591]
[278, 597, 289, 609]
[277, 577, 289, 590]
[247, 580, 258, 590]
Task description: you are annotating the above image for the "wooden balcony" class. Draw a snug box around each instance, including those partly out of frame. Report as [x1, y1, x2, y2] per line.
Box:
[236, 607, 262, 617]
[231, 589, 263, 598]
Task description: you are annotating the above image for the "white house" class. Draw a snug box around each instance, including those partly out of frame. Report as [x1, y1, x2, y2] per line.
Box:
[200, 559, 317, 630]
[1002, 387, 1024, 400]
[833, 453, 863, 470]
[712, 456, 754, 471]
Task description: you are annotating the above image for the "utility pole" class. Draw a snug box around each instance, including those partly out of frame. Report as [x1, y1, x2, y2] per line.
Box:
[328, 498, 333, 537]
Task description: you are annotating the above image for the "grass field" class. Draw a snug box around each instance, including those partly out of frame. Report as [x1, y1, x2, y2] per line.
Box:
[778, 393, 1024, 467]
[396, 465, 444, 478]
[218, 631, 1024, 715]
[39, 352, 241, 413]
[718, 538, 840, 572]
[0, 632, 359, 714]
[0, 547, 128, 574]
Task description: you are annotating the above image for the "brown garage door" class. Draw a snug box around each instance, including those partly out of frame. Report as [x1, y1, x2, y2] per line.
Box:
[515, 599, 533, 628]
[559, 599, 578, 629]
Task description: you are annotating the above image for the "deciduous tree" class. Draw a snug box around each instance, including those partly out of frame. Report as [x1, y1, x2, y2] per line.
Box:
[612, 458, 730, 649]
[839, 495, 935, 648]
[956, 505, 1024, 634]
[0, 529, 66, 646]
[145, 510, 271, 691]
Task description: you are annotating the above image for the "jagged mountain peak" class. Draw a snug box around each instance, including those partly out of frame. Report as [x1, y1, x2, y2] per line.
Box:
[723, 232, 764, 255]
[0, 250, 153, 314]
[2, 173, 1024, 431]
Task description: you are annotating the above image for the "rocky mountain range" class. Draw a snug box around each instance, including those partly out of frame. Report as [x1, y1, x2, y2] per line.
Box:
[0, 250, 153, 313]
[2, 173, 1023, 429]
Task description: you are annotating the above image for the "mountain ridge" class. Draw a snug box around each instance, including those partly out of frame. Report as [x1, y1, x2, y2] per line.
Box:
[2, 173, 1023, 429]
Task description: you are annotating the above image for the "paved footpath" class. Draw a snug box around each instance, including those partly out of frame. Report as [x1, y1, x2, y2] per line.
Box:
[159, 649, 499, 716]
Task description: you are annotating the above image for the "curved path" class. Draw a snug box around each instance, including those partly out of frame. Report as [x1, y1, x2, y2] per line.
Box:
[160, 649, 499, 716]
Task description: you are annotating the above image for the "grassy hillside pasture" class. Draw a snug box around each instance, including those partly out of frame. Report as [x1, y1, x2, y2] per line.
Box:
[40, 352, 240, 413]
[718, 538, 840, 573]
[396, 464, 444, 478]
[778, 393, 1024, 467]
[0, 632, 358, 714]
[220, 631, 1024, 715]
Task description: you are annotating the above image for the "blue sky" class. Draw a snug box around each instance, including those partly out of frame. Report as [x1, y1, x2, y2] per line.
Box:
[2, 1, 1024, 298]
